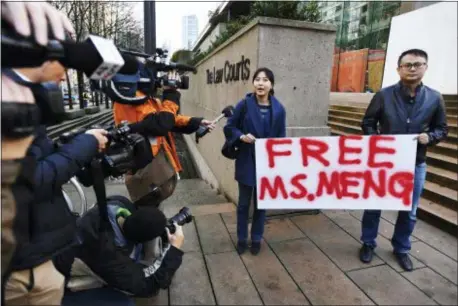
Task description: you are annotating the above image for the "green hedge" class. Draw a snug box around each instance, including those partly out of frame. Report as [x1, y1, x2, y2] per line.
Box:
[190, 1, 321, 65]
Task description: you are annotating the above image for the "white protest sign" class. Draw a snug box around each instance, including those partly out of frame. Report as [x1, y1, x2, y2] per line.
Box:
[255, 135, 418, 211]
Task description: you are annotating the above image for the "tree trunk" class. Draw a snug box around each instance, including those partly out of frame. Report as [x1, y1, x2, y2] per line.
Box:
[77, 71, 85, 109]
[95, 92, 100, 107]
[65, 70, 73, 110]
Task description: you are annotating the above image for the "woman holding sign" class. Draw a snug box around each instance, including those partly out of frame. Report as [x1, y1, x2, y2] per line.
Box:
[223, 68, 286, 255]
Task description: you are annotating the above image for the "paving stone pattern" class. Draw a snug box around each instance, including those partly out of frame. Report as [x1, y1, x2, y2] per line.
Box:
[64, 179, 457, 305]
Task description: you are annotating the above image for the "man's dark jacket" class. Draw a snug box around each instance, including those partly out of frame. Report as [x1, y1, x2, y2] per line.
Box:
[10, 126, 99, 271]
[361, 82, 448, 164]
[74, 196, 184, 297]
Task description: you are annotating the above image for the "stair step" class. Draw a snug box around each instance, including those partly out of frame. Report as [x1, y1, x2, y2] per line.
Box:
[426, 151, 458, 173]
[426, 165, 457, 191]
[328, 120, 362, 134]
[445, 107, 458, 115]
[417, 198, 457, 237]
[429, 141, 458, 158]
[329, 103, 457, 118]
[328, 108, 458, 125]
[423, 181, 458, 211]
[328, 112, 458, 135]
[443, 94, 458, 104]
[329, 120, 458, 158]
[328, 114, 458, 145]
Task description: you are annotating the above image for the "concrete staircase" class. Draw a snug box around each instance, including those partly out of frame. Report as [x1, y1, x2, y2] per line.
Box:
[327, 94, 458, 235]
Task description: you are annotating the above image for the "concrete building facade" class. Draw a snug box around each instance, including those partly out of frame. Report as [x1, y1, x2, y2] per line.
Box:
[182, 15, 199, 50]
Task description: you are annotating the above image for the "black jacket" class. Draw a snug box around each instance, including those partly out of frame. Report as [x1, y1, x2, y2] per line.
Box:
[361, 82, 448, 164]
[127, 89, 202, 136]
[10, 126, 99, 271]
[75, 196, 183, 297]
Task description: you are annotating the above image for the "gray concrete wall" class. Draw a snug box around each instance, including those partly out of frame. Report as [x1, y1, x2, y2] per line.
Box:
[181, 17, 336, 215]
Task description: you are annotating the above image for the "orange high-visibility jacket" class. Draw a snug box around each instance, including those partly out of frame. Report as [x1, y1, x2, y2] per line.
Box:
[113, 91, 194, 172]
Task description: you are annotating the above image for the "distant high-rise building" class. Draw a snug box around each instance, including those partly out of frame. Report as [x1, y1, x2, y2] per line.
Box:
[182, 15, 198, 50]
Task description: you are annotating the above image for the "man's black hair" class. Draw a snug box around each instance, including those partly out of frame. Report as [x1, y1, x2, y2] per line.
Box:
[397, 49, 428, 67]
[123, 207, 167, 243]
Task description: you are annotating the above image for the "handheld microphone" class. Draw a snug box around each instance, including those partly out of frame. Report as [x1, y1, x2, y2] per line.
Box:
[1, 29, 139, 80]
[195, 106, 234, 143]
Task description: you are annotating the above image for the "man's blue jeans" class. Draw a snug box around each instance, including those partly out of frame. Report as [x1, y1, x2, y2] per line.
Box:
[237, 183, 266, 243]
[361, 163, 427, 254]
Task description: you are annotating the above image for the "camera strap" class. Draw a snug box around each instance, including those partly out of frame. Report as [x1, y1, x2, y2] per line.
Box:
[90, 159, 109, 231]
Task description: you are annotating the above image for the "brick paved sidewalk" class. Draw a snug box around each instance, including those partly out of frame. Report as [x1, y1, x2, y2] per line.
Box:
[130, 179, 457, 306]
[64, 179, 456, 305]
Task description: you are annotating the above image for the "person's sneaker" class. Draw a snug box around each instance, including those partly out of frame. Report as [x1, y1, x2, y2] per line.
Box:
[394, 252, 413, 271]
[237, 241, 247, 255]
[250, 241, 261, 255]
[359, 244, 374, 263]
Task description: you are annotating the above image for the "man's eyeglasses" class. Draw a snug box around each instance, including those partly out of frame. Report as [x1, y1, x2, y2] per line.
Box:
[399, 62, 427, 70]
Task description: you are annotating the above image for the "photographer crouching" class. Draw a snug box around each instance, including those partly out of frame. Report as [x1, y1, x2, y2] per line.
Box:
[63, 197, 189, 302]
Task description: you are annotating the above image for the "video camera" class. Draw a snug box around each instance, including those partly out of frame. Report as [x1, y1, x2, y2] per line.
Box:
[1, 21, 138, 78]
[1, 22, 139, 138]
[58, 121, 153, 186]
[90, 48, 198, 105]
[122, 48, 197, 90]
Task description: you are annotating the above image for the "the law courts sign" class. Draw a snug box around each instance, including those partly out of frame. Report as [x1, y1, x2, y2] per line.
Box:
[206, 55, 251, 84]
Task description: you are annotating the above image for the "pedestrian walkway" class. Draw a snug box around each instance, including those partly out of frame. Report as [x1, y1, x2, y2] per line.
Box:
[64, 178, 458, 305]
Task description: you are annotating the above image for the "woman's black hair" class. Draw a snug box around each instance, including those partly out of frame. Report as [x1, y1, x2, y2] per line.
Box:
[252, 67, 275, 96]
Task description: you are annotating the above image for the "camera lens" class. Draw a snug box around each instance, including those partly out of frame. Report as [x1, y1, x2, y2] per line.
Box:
[169, 207, 192, 226]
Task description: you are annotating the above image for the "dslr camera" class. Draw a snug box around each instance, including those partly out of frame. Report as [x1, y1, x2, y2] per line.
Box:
[166, 207, 193, 234]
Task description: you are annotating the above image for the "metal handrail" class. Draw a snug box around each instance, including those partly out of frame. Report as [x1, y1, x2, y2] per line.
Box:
[63, 177, 88, 215]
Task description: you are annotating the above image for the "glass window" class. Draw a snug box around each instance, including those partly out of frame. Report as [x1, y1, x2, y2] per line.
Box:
[329, 1, 401, 93]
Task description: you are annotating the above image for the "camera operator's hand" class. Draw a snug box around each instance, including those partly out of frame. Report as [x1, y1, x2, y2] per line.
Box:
[165, 222, 184, 249]
[86, 129, 109, 152]
[1, 74, 35, 160]
[200, 119, 216, 132]
[240, 133, 256, 144]
[1, 1, 75, 45]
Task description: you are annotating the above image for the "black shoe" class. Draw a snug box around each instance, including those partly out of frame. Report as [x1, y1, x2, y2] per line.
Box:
[237, 241, 247, 255]
[394, 252, 413, 271]
[250, 241, 261, 255]
[359, 244, 374, 263]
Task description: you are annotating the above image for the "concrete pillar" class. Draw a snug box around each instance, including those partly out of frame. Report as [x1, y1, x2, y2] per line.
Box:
[181, 17, 336, 216]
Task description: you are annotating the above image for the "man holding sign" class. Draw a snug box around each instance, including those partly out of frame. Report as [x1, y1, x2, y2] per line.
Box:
[359, 49, 448, 271]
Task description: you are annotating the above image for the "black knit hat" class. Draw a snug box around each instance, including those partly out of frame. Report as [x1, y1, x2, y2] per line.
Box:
[123, 207, 167, 243]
